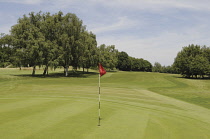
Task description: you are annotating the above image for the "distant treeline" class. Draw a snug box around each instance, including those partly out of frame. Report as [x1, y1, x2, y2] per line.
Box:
[117, 51, 152, 72]
[152, 62, 177, 74]
[0, 11, 152, 76]
[153, 44, 210, 78]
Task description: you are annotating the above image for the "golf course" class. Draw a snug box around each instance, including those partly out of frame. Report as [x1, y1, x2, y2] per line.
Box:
[1, 68, 210, 139]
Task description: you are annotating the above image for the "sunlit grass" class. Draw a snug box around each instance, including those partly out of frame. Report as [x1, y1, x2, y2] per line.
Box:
[1, 68, 210, 138]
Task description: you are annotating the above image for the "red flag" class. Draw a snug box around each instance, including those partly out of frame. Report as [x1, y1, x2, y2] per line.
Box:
[99, 63, 106, 77]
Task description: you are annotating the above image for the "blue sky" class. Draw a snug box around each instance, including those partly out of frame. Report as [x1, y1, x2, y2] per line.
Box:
[1, 0, 210, 65]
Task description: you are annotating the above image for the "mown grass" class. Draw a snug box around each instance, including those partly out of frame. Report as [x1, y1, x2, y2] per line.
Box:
[149, 73, 210, 109]
[1, 68, 210, 139]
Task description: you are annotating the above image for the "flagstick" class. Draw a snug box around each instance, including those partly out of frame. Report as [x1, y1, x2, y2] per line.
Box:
[98, 73, 101, 126]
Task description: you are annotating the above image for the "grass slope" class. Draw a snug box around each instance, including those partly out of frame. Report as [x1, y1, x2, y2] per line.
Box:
[0, 69, 210, 139]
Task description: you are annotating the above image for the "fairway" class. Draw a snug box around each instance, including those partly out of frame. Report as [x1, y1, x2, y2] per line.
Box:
[1, 69, 210, 139]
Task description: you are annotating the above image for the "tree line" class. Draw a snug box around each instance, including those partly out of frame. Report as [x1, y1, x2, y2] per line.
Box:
[117, 51, 152, 71]
[153, 44, 210, 79]
[0, 11, 152, 76]
[152, 62, 177, 74]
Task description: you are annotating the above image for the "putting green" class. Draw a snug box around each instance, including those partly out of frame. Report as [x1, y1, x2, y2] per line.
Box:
[0, 69, 210, 139]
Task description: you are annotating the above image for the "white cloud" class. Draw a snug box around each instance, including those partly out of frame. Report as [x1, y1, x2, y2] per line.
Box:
[1, 0, 210, 65]
[41, 0, 83, 10]
[91, 16, 138, 34]
[0, 25, 11, 34]
[3, 0, 210, 11]
[0, 0, 43, 4]
[89, 0, 210, 12]
[0, 13, 17, 34]
[96, 23, 210, 65]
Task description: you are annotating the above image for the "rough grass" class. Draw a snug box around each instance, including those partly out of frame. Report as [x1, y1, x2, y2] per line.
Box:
[1, 69, 210, 139]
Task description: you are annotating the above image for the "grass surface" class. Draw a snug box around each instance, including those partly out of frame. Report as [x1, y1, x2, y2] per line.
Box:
[1, 69, 210, 139]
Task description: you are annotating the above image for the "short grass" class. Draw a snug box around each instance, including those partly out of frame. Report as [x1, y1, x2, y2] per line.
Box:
[1, 68, 210, 139]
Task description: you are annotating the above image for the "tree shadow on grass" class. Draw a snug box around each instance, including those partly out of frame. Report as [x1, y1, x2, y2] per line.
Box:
[175, 76, 210, 80]
[14, 71, 98, 78]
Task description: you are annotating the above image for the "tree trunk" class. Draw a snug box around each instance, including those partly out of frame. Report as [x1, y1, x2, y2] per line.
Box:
[43, 65, 48, 76]
[82, 64, 85, 73]
[43, 67, 47, 76]
[47, 68, 48, 75]
[32, 66, 36, 76]
[65, 66, 68, 77]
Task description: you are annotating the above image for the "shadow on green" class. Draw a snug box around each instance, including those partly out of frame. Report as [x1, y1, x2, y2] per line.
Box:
[175, 76, 210, 80]
[14, 71, 98, 78]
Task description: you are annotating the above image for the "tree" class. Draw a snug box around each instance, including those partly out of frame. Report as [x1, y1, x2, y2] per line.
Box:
[56, 12, 85, 76]
[142, 59, 152, 72]
[11, 11, 87, 76]
[130, 57, 141, 71]
[41, 12, 59, 76]
[173, 44, 210, 78]
[117, 51, 130, 71]
[5, 11, 154, 76]
[98, 44, 118, 70]
[0, 34, 14, 68]
[79, 31, 98, 72]
[130, 57, 152, 72]
[153, 62, 162, 72]
[11, 12, 44, 75]
[189, 55, 210, 78]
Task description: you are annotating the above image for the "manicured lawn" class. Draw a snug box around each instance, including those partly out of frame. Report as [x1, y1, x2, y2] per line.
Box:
[1, 68, 210, 139]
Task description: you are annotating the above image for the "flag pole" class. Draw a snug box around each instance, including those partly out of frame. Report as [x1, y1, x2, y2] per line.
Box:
[98, 73, 101, 126]
[98, 63, 106, 126]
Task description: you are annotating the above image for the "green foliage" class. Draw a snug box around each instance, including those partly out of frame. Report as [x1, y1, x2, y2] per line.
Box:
[173, 44, 210, 78]
[130, 57, 152, 72]
[153, 62, 162, 72]
[0, 34, 13, 68]
[117, 51, 130, 71]
[9, 11, 97, 76]
[152, 62, 177, 74]
[1, 11, 153, 76]
[11, 12, 45, 75]
[99, 44, 118, 70]
[117, 51, 152, 71]
[78, 31, 98, 72]
[56, 12, 85, 76]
